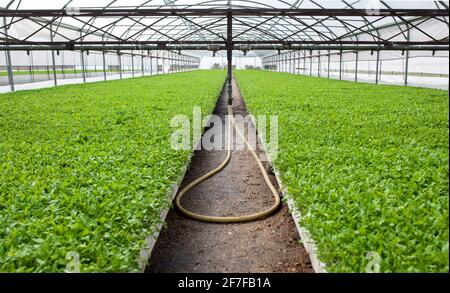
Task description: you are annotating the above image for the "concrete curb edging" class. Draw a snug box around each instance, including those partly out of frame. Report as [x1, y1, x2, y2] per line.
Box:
[274, 170, 327, 273]
[137, 83, 226, 272]
[254, 127, 327, 274]
[136, 167, 186, 272]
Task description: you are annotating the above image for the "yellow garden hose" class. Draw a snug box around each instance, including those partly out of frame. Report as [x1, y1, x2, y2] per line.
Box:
[175, 105, 281, 223]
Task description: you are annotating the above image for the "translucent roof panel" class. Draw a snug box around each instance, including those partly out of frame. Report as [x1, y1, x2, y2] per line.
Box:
[1, 0, 448, 9]
[0, 0, 448, 58]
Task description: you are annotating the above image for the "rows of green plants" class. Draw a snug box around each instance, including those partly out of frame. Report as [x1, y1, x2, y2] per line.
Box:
[0, 70, 226, 272]
[235, 70, 449, 272]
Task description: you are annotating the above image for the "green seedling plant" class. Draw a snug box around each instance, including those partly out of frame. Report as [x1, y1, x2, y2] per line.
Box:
[0, 70, 226, 272]
[235, 70, 449, 272]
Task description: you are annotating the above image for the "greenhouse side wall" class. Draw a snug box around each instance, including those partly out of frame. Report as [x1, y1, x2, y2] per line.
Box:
[0, 49, 200, 93]
[263, 49, 448, 90]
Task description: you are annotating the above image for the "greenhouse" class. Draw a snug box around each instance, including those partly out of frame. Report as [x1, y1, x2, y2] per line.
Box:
[0, 0, 448, 277]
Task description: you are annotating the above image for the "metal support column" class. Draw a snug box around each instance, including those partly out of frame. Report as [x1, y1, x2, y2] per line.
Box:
[162, 51, 165, 74]
[379, 59, 382, 81]
[165, 51, 168, 74]
[339, 50, 343, 80]
[226, 10, 233, 104]
[61, 51, 65, 79]
[285, 53, 287, 72]
[287, 53, 290, 72]
[375, 29, 381, 85]
[292, 52, 295, 74]
[280, 53, 283, 72]
[80, 50, 86, 83]
[276, 54, 278, 71]
[156, 52, 159, 75]
[50, 24, 57, 86]
[318, 51, 321, 77]
[309, 51, 312, 76]
[404, 25, 411, 86]
[279, 54, 282, 72]
[167, 52, 170, 73]
[3, 16, 14, 92]
[303, 51, 306, 74]
[375, 50, 380, 84]
[279, 54, 281, 72]
[355, 51, 359, 82]
[118, 52, 122, 79]
[142, 55, 145, 76]
[327, 51, 330, 79]
[30, 50, 35, 82]
[280, 54, 283, 72]
[287, 52, 290, 73]
[102, 51, 107, 81]
[150, 55, 153, 75]
[277, 54, 279, 72]
[158, 52, 164, 74]
[131, 53, 135, 77]
[404, 48, 410, 86]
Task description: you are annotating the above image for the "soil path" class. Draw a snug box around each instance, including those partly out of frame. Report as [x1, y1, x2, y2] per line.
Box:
[147, 76, 313, 273]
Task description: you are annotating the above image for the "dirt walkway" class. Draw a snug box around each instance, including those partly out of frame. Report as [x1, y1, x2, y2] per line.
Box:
[147, 77, 313, 273]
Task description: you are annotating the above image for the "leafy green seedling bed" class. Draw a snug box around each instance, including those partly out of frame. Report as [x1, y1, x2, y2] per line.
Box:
[235, 70, 448, 272]
[0, 70, 226, 272]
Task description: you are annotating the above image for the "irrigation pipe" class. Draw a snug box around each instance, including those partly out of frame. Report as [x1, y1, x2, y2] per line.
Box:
[175, 105, 281, 223]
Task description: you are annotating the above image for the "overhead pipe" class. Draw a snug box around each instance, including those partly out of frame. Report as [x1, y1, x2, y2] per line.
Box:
[1, 45, 447, 52]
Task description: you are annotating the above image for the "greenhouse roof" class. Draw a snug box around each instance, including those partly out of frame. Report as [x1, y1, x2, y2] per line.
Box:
[0, 0, 448, 57]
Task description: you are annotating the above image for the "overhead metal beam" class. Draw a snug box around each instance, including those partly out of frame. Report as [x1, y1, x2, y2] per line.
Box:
[0, 8, 448, 17]
[2, 40, 447, 46]
[1, 45, 447, 51]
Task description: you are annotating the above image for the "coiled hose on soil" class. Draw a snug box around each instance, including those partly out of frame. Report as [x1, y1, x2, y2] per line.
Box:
[175, 105, 281, 223]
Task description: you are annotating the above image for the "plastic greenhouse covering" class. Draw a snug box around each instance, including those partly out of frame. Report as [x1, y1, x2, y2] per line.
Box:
[0, 0, 448, 91]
